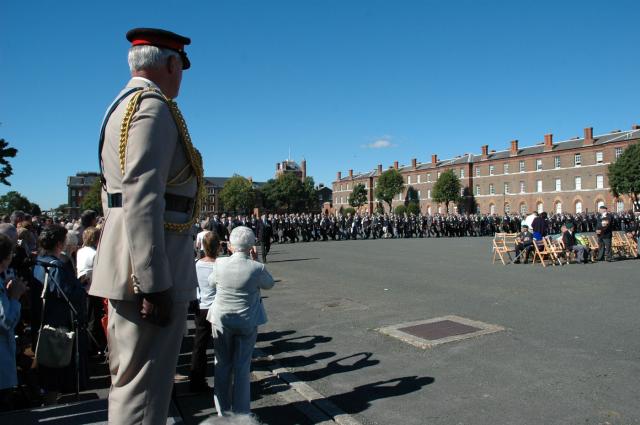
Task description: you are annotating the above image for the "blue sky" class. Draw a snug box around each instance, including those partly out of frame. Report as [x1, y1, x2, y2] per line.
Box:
[1, 0, 638, 209]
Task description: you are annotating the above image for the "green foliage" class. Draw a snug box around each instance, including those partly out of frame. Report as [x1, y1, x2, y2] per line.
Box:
[0, 191, 38, 216]
[375, 168, 404, 210]
[0, 138, 18, 186]
[609, 143, 640, 210]
[348, 183, 368, 209]
[82, 178, 104, 216]
[394, 204, 406, 215]
[261, 173, 318, 213]
[404, 186, 419, 206]
[457, 187, 477, 214]
[406, 202, 420, 215]
[219, 175, 256, 214]
[343, 207, 356, 216]
[432, 169, 462, 213]
[375, 202, 385, 215]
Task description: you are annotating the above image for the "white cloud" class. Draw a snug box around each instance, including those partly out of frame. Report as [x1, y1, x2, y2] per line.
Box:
[362, 137, 397, 149]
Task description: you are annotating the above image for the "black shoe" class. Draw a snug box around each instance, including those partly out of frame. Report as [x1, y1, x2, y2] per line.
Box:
[513, 260, 520, 264]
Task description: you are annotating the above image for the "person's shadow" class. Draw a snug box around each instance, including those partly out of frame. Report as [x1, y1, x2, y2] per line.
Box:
[264, 335, 333, 356]
[295, 352, 380, 382]
[328, 375, 435, 415]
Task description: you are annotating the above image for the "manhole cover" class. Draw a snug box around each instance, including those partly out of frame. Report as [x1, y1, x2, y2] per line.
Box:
[378, 315, 504, 349]
[399, 320, 481, 340]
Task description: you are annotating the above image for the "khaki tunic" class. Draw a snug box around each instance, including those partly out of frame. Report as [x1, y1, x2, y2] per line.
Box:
[90, 77, 197, 303]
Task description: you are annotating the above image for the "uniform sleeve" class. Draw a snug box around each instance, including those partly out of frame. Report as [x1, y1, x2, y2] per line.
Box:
[121, 95, 177, 294]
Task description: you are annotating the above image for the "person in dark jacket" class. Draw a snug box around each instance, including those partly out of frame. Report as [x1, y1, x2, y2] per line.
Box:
[561, 223, 588, 263]
[596, 205, 613, 261]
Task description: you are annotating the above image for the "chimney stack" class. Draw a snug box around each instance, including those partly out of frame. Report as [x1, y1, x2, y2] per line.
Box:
[393, 161, 399, 169]
[301, 159, 307, 180]
[544, 133, 553, 151]
[349, 169, 353, 178]
[481, 145, 489, 159]
[337, 171, 341, 181]
[411, 158, 417, 169]
[510, 140, 519, 156]
[583, 127, 594, 145]
[431, 154, 438, 165]
[248, 176, 253, 183]
[377, 164, 383, 174]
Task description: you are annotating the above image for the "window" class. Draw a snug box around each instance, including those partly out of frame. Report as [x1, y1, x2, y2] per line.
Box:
[475, 167, 480, 177]
[575, 201, 583, 214]
[427, 173, 431, 182]
[555, 201, 562, 214]
[520, 181, 525, 193]
[519, 160, 525, 172]
[460, 168, 465, 178]
[617, 200, 624, 212]
[596, 175, 604, 189]
[596, 151, 603, 164]
[504, 203, 511, 214]
[555, 178, 562, 191]
[475, 185, 480, 196]
[490, 204, 496, 215]
[427, 189, 431, 199]
[427, 206, 432, 215]
[536, 159, 543, 171]
[437, 172, 441, 179]
[554, 156, 561, 169]
[489, 165, 495, 176]
[615, 147, 623, 159]
[407, 176, 411, 184]
[417, 175, 421, 183]
[537, 202, 544, 213]
[504, 182, 510, 194]
[489, 184, 495, 195]
[537, 180, 543, 193]
[520, 203, 528, 214]
[460, 187, 465, 197]
[71, 189, 76, 197]
[574, 153, 582, 166]
[575, 176, 582, 190]
[504, 163, 509, 174]
[596, 200, 605, 209]
[417, 190, 421, 199]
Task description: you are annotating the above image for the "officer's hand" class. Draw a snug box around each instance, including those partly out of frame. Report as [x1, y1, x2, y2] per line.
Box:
[139, 289, 172, 327]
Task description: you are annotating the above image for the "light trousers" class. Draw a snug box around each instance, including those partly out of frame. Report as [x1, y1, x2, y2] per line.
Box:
[107, 299, 188, 425]
[212, 325, 257, 415]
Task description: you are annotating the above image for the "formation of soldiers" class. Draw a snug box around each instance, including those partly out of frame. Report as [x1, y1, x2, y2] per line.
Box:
[200, 211, 640, 243]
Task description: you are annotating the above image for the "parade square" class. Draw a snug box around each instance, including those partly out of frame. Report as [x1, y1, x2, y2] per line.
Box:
[256, 237, 640, 425]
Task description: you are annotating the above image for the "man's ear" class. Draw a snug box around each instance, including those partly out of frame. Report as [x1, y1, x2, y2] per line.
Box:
[167, 55, 179, 74]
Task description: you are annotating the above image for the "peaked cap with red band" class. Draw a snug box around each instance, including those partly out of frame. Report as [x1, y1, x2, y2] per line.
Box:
[126, 28, 191, 69]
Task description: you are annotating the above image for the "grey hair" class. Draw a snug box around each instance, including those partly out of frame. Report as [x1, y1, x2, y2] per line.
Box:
[229, 226, 256, 252]
[0, 223, 18, 243]
[199, 413, 262, 425]
[128, 45, 180, 72]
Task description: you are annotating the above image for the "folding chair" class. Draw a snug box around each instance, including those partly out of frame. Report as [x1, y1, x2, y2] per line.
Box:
[588, 236, 600, 262]
[532, 238, 553, 267]
[543, 236, 565, 266]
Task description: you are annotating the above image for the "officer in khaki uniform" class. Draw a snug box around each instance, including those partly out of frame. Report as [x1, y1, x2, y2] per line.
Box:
[90, 28, 202, 425]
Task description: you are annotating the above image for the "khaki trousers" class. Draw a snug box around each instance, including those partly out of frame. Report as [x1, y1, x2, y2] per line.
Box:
[107, 299, 188, 425]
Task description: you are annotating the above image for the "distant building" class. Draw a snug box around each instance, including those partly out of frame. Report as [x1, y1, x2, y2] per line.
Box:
[316, 185, 333, 213]
[201, 176, 266, 216]
[275, 158, 307, 181]
[67, 171, 100, 218]
[333, 125, 640, 215]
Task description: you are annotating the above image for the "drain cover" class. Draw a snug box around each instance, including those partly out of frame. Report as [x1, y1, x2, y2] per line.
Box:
[399, 320, 481, 340]
[378, 315, 504, 349]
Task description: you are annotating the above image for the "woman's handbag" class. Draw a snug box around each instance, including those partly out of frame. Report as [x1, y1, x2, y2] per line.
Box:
[34, 264, 75, 368]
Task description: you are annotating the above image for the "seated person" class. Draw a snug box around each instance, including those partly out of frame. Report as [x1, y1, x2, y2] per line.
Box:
[514, 224, 534, 264]
[561, 222, 589, 264]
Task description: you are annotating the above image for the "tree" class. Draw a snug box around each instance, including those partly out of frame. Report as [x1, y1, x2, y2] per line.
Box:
[375, 168, 404, 212]
[432, 169, 462, 213]
[261, 173, 315, 213]
[219, 175, 256, 214]
[82, 178, 104, 215]
[609, 143, 640, 211]
[0, 191, 34, 215]
[348, 183, 368, 209]
[0, 138, 18, 186]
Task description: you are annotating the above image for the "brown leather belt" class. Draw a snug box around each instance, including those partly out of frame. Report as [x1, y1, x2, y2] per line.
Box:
[107, 192, 193, 213]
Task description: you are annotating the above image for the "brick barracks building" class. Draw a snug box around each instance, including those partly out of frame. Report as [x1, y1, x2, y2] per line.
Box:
[333, 125, 640, 215]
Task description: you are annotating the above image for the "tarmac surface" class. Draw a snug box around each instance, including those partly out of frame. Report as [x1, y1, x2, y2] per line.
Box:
[2, 236, 638, 424]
